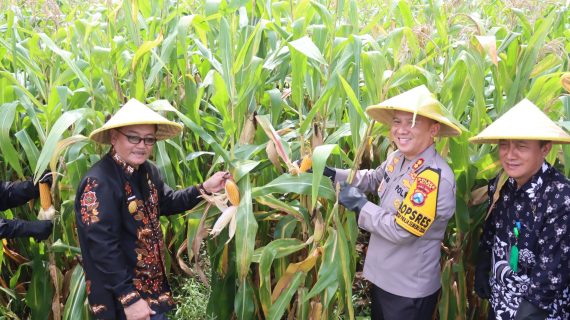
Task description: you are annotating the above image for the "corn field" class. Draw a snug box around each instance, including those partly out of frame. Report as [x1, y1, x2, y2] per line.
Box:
[1, 0, 570, 319]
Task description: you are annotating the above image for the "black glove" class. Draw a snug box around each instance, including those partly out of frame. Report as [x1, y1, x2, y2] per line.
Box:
[38, 170, 53, 187]
[0, 219, 53, 241]
[322, 166, 336, 181]
[514, 299, 548, 320]
[294, 160, 336, 181]
[338, 182, 368, 214]
[474, 249, 492, 299]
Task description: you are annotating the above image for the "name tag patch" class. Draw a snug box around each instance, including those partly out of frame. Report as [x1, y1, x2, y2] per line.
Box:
[395, 167, 440, 237]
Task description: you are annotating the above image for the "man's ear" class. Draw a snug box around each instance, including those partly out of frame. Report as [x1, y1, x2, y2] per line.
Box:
[431, 122, 441, 138]
[109, 129, 117, 145]
[541, 141, 553, 157]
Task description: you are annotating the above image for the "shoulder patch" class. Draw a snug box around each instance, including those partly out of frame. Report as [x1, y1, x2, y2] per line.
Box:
[395, 167, 440, 237]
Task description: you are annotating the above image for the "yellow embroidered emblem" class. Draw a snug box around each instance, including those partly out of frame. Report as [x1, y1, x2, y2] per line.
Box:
[387, 164, 394, 173]
[412, 158, 424, 170]
[128, 201, 137, 214]
[403, 179, 411, 189]
[395, 168, 440, 237]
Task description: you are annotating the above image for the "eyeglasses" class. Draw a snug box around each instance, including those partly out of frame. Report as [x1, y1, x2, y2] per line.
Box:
[116, 129, 157, 146]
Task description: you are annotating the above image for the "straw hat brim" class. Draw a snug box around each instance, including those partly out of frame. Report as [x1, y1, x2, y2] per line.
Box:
[89, 99, 183, 144]
[365, 85, 461, 137]
[366, 106, 462, 137]
[469, 99, 570, 144]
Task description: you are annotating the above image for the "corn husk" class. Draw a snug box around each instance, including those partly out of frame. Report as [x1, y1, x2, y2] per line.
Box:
[210, 205, 238, 237]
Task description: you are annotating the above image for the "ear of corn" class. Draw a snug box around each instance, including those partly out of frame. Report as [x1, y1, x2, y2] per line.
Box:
[39, 183, 52, 210]
[225, 179, 240, 206]
[299, 155, 313, 173]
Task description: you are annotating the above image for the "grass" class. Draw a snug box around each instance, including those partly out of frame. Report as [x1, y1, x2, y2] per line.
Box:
[168, 275, 212, 320]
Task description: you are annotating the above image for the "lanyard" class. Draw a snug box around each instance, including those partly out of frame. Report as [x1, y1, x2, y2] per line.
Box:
[509, 178, 542, 273]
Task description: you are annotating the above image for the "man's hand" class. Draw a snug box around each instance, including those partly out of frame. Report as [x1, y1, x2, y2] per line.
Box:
[202, 171, 231, 194]
[38, 170, 53, 186]
[124, 299, 155, 320]
[338, 182, 368, 214]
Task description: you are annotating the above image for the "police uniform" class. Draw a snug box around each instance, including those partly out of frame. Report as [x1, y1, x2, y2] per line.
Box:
[336, 85, 462, 319]
[335, 144, 456, 317]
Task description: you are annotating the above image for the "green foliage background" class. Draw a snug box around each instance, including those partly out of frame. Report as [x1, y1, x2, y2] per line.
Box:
[1, 0, 569, 319]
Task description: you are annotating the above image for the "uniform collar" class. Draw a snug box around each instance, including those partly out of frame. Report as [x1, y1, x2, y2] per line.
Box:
[396, 144, 436, 169]
[110, 148, 136, 176]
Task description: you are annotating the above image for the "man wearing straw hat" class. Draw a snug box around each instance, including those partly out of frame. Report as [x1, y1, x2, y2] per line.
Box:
[470, 99, 570, 320]
[75, 99, 229, 320]
[330, 85, 461, 319]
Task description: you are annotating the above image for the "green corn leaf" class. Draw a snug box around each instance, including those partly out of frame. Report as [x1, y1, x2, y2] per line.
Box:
[0, 102, 24, 177]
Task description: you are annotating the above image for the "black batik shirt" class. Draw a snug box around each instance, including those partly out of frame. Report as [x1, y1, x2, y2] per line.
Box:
[480, 162, 570, 320]
[74, 151, 202, 319]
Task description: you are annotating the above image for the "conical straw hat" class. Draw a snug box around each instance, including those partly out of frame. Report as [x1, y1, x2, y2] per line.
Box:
[89, 98, 183, 144]
[365, 85, 462, 137]
[469, 99, 570, 144]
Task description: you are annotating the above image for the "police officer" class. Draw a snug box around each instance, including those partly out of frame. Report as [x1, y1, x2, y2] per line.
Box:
[331, 85, 461, 320]
[470, 99, 570, 320]
[0, 174, 53, 241]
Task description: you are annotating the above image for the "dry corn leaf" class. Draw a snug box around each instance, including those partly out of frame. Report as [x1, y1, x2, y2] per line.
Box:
[256, 115, 292, 165]
[561, 73, 570, 93]
[469, 186, 488, 206]
[309, 301, 322, 320]
[266, 141, 283, 173]
[475, 35, 498, 66]
[2, 240, 28, 265]
[239, 113, 257, 145]
[311, 123, 323, 149]
[271, 249, 321, 302]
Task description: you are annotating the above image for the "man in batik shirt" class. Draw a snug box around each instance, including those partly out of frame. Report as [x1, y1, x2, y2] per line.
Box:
[470, 99, 570, 320]
[75, 99, 230, 320]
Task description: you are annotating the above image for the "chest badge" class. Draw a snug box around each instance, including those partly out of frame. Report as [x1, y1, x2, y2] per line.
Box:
[128, 200, 138, 214]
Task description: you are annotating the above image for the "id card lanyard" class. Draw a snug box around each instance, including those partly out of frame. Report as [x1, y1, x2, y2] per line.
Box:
[509, 221, 522, 272]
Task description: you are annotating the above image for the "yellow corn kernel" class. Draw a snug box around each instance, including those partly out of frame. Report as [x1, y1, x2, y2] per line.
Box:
[299, 155, 312, 173]
[225, 179, 240, 206]
[39, 183, 52, 210]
